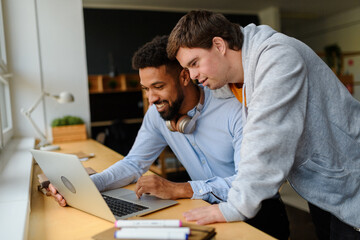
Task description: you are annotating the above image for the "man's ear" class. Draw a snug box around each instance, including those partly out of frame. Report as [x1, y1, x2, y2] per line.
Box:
[213, 37, 226, 55]
[179, 68, 191, 86]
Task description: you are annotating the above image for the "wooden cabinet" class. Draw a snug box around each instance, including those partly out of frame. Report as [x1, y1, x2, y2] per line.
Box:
[88, 74, 143, 156]
[88, 74, 144, 123]
[88, 74, 185, 179]
[88, 74, 141, 93]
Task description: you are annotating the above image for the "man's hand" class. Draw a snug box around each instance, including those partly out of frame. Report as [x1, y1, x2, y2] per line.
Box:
[183, 204, 226, 225]
[48, 183, 67, 207]
[134, 175, 193, 199]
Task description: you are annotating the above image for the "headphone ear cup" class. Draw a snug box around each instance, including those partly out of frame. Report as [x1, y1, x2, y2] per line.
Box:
[166, 120, 176, 132]
[166, 115, 194, 133]
[176, 115, 192, 133]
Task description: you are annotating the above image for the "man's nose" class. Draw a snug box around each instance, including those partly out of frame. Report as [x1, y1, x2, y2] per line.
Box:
[147, 90, 159, 105]
[189, 69, 199, 80]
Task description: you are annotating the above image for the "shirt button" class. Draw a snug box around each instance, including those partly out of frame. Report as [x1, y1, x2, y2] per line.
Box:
[201, 160, 205, 164]
[199, 189, 203, 193]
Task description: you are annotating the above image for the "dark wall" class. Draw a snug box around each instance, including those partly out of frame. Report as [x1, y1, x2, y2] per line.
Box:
[89, 91, 143, 122]
[83, 8, 259, 75]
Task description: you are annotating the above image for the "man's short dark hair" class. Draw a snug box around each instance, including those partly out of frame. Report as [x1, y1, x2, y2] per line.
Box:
[132, 35, 182, 75]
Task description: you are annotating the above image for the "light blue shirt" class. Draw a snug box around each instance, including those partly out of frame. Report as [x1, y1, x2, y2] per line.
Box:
[91, 86, 243, 203]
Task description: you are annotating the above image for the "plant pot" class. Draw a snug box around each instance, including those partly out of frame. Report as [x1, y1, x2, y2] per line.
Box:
[52, 124, 87, 143]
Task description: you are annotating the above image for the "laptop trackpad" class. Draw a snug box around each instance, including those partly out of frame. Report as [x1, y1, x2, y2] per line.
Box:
[103, 188, 176, 208]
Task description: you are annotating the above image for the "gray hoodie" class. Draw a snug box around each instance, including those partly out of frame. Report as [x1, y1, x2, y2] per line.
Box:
[219, 24, 360, 229]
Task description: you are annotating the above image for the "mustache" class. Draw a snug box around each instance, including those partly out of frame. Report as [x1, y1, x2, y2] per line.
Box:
[154, 100, 168, 105]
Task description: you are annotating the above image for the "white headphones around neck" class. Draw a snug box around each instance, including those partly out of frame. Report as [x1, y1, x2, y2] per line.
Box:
[165, 87, 204, 134]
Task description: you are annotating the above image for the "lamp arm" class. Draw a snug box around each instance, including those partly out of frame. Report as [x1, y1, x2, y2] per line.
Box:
[23, 111, 49, 147]
[21, 91, 50, 148]
[25, 92, 47, 115]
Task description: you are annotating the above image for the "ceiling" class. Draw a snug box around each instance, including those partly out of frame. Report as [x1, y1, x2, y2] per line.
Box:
[83, 0, 360, 32]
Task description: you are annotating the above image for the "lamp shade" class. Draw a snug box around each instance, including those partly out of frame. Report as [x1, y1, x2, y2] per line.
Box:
[55, 91, 74, 103]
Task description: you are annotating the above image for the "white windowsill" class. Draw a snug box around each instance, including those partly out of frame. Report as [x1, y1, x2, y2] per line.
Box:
[0, 137, 35, 240]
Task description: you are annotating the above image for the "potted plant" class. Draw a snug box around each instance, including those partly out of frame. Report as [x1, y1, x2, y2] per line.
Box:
[108, 78, 118, 89]
[51, 115, 87, 143]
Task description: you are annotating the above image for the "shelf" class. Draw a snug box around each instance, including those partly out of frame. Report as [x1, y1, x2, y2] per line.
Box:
[91, 118, 143, 127]
[88, 74, 141, 94]
[89, 88, 142, 94]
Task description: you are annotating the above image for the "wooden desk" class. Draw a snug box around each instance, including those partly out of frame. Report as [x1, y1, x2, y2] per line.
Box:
[28, 139, 274, 240]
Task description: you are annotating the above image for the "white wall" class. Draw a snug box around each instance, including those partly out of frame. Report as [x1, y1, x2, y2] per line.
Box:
[3, 0, 90, 141]
[4, 0, 44, 139]
[287, 7, 360, 100]
[37, 0, 90, 139]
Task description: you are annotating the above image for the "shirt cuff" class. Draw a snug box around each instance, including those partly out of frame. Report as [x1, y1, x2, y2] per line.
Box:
[188, 181, 212, 200]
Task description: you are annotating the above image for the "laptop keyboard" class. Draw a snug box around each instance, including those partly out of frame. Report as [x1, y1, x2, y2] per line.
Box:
[102, 194, 149, 217]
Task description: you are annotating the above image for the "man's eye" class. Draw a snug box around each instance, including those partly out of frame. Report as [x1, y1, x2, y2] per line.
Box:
[154, 85, 164, 89]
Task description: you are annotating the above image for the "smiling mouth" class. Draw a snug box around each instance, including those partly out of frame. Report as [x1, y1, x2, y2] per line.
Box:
[199, 78, 208, 86]
[155, 101, 167, 111]
[156, 103, 165, 108]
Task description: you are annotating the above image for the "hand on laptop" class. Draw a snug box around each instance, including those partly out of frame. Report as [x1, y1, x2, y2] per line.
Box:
[48, 183, 67, 207]
[134, 175, 193, 200]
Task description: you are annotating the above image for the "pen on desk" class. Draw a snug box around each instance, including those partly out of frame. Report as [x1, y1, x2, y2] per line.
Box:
[114, 230, 188, 240]
[116, 227, 190, 234]
[114, 219, 182, 228]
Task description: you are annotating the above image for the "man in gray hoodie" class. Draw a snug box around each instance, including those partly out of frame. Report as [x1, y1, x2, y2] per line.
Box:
[168, 10, 360, 239]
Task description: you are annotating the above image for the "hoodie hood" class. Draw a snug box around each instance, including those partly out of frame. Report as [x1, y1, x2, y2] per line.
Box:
[240, 24, 277, 104]
[241, 24, 277, 65]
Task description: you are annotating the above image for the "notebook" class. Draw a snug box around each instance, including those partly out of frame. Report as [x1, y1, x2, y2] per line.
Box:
[92, 222, 216, 240]
[30, 149, 178, 222]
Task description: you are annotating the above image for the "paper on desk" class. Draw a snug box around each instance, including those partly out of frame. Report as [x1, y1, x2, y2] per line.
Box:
[69, 151, 95, 161]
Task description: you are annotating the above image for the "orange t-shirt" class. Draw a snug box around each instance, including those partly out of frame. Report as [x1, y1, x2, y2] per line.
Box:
[229, 83, 246, 106]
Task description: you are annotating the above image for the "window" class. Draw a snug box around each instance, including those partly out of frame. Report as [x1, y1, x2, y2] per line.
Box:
[0, 0, 12, 150]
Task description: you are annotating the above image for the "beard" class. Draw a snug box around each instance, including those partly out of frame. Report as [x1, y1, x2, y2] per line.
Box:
[158, 90, 184, 121]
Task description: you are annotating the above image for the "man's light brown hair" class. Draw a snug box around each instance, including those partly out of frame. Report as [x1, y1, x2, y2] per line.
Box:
[167, 10, 243, 60]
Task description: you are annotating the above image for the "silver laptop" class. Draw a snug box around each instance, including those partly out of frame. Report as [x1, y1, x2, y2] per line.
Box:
[30, 149, 178, 222]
